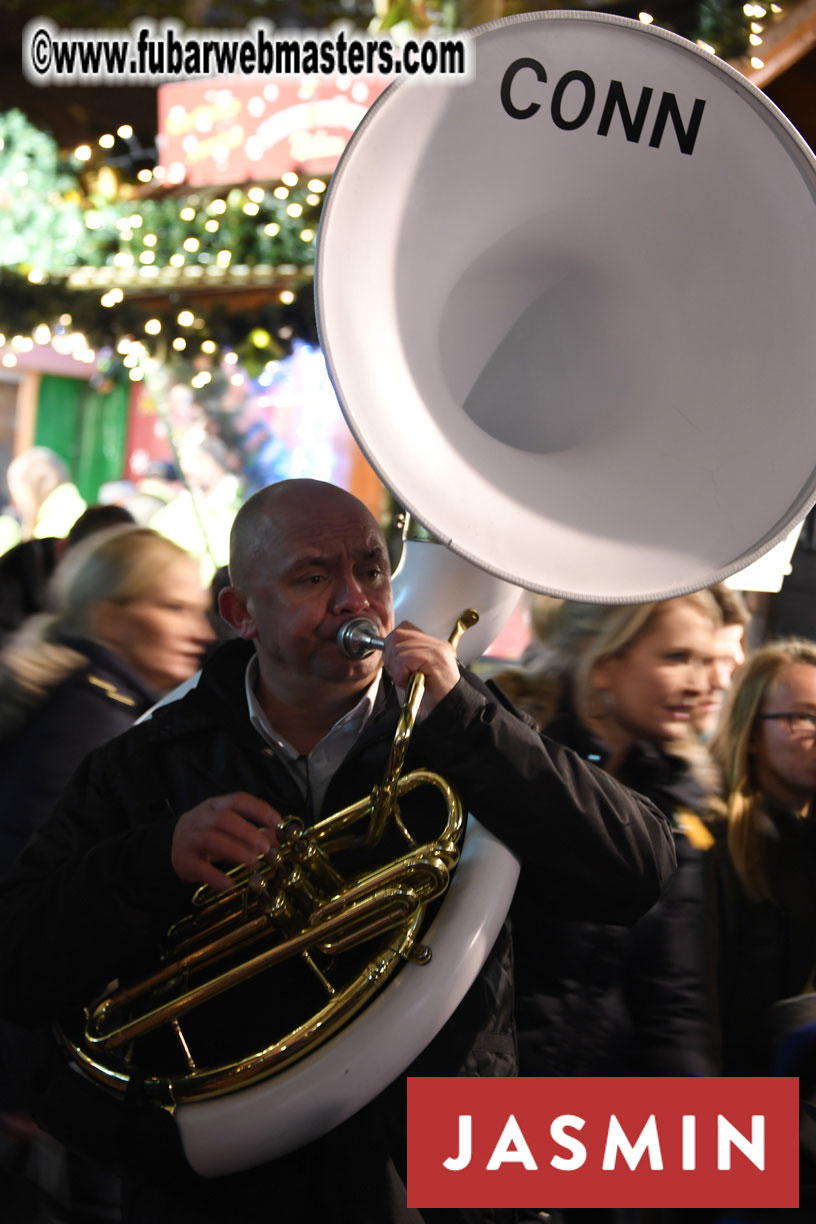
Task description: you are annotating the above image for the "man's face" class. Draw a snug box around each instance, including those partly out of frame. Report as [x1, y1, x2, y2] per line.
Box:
[238, 497, 394, 698]
[692, 622, 746, 736]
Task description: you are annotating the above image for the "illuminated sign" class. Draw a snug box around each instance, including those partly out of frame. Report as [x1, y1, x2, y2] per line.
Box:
[157, 76, 389, 186]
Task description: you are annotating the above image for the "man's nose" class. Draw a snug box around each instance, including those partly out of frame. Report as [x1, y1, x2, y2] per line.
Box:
[331, 573, 370, 615]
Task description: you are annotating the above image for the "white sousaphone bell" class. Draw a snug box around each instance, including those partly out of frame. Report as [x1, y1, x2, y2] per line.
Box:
[81, 13, 816, 1176]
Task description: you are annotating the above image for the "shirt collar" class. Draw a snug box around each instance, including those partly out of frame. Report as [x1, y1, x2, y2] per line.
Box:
[244, 652, 381, 758]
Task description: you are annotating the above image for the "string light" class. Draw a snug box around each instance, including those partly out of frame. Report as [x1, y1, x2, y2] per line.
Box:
[3, 111, 328, 372]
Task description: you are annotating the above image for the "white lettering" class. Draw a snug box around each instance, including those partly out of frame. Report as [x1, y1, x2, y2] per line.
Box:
[550, 1114, 587, 1171]
[486, 1114, 539, 1171]
[718, 1115, 765, 1171]
[682, 1115, 696, 1170]
[443, 1114, 472, 1171]
[602, 1115, 663, 1171]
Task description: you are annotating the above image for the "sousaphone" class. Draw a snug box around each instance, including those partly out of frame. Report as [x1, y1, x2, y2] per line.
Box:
[66, 12, 816, 1177]
[318, 11, 816, 602]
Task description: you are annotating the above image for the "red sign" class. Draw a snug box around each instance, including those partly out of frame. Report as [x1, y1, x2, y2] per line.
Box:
[407, 1077, 800, 1210]
[157, 76, 389, 186]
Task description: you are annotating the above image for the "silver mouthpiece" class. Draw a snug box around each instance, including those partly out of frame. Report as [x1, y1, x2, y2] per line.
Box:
[336, 618, 384, 659]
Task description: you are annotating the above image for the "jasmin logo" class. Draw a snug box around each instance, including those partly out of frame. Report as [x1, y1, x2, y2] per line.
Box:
[407, 1077, 798, 1210]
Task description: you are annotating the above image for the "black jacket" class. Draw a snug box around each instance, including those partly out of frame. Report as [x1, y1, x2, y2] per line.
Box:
[0, 634, 158, 878]
[513, 705, 715, 1078]
[0, 639, 675, 1222]
[707, 802, 816, 1076]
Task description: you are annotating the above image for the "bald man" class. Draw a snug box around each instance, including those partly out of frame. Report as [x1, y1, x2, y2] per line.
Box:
[0, 480, 675, 1224]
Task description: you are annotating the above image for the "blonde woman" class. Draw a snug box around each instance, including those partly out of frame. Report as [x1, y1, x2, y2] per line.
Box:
[504, 594, 721, 1090]
[0, 527, 213, 877]
[708, 638, 816, 1075]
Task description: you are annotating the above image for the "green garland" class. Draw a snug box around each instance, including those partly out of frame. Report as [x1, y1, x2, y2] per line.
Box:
[0, 108, 323, 367]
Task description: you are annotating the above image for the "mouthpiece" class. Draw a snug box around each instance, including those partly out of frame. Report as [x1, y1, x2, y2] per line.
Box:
[336, 618, 385, 659]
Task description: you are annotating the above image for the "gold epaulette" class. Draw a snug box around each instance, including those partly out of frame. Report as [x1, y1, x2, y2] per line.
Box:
[674, 809, 715, 851]
[86, 674, 137, 707]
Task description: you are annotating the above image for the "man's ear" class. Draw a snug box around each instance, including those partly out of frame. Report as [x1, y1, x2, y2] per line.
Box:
[218, 586, 257, 640]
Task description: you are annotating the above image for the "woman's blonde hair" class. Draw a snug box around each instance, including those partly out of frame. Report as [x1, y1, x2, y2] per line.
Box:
[494, 591, 720, 731]
[51, 526, 194, 638]
[0, 528, 195, 731]
[709, 637, 816, 900]
[546, 590, 721, 712]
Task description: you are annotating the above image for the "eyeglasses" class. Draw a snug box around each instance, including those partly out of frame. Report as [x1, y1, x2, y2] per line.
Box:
[758, 712, 816, 740]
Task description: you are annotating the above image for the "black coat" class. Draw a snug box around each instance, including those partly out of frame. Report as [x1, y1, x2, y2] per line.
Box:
[0, 639, 676, 1223]
[513, 705, 716, 1078]
[707, 803, 816, 1076]
[0, 634, 158, 878]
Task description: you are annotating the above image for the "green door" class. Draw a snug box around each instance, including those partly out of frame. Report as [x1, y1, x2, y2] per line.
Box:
[34, 373, 129, 502]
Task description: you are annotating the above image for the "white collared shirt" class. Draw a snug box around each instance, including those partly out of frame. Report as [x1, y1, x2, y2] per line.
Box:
[244, 654, 381, 816]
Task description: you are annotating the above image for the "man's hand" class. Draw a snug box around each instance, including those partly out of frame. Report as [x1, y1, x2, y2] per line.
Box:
[171, 792, 282, 891]
[381, 621, 461, 713]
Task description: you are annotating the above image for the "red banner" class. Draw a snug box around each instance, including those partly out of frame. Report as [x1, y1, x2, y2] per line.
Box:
[407, 1077, 799, 1210]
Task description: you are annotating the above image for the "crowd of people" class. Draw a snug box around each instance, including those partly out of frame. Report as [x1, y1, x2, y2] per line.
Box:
[0, 471, 812, 1224]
